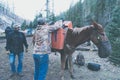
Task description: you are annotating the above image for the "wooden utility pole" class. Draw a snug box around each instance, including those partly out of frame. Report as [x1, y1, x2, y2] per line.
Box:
[52, 0, 55, 21]
[46, 0, 55, 21]
[46, 0, 49, 18]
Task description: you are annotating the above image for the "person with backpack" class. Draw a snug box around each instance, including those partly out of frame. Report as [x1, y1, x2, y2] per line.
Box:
[5, 26, 13, 39]
[32, 18, 63, 80]
[6, 24, 28, 77]
[5, 26, 13, 50]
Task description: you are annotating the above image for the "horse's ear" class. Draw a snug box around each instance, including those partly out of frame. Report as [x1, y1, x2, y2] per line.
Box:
[92, 21, 104, 31]
[92, 21, 97, 27]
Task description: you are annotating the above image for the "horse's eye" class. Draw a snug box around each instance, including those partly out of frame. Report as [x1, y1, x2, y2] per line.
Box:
[97, 36, 100, 40]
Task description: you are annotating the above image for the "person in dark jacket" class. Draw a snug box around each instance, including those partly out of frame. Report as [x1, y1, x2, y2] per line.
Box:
[5, 26, 13, 39]
[6, 24, 28, 77]
[5, 26, 13, 50]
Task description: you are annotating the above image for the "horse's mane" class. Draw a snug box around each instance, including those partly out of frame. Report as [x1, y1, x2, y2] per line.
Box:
[73, 25, 93, 34]
[65, 25, 94, 47]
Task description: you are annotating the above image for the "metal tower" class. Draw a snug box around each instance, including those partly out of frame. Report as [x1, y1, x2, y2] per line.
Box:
[46, 0, 49, 18]
[46, 0, 54, 21]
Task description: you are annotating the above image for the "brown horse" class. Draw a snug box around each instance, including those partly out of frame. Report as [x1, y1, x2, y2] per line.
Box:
[51, 21, 112, 80]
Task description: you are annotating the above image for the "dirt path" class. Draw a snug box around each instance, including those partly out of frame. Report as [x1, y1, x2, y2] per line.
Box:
[0, 37, 120, 80]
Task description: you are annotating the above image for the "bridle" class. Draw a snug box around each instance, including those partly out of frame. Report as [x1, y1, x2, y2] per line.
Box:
[91, 25, 112, 57]
[92, 28, 110, 48]
[93, 28, 104, 41]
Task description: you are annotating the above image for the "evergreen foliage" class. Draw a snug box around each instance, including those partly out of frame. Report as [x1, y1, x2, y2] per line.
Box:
[65, 0, 83, 27]
[106, 6, 120, 65]
[21, 20, 27, 30]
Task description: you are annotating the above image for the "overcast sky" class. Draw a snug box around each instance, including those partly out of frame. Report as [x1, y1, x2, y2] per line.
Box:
[6, 0, 79, 21]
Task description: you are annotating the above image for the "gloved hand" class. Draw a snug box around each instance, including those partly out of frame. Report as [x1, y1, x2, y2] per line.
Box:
[6, 50, 10, 55]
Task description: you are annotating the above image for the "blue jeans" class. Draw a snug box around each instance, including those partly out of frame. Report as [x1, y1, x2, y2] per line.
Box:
[33, 54, 49, 80]
[9, 52, 23, 73]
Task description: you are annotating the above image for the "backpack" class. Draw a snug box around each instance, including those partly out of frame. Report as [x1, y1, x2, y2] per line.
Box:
[5, 27, 13, 38]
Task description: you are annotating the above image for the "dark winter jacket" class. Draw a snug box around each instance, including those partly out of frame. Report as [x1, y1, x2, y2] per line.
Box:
[6, 31, 28, 54]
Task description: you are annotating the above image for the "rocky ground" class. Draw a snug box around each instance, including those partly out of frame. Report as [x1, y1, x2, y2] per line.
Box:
[0, 37, 120, 80]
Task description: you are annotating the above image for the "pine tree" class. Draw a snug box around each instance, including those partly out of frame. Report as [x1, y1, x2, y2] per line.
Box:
[21, 20, 27, 30]
[107, 6, 120, 65]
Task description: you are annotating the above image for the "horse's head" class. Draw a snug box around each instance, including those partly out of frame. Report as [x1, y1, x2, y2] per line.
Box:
[90, 21, 112, 58]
